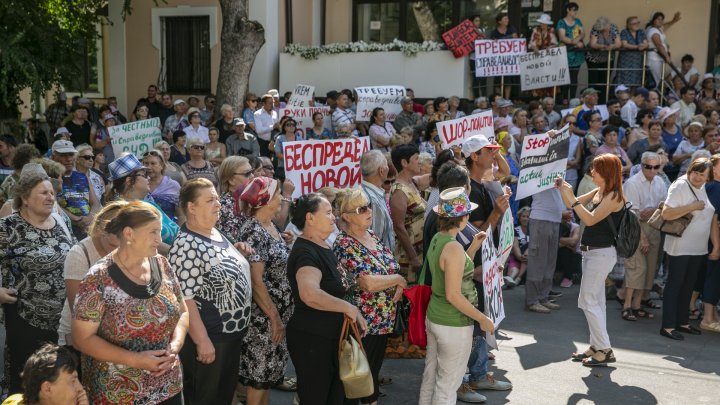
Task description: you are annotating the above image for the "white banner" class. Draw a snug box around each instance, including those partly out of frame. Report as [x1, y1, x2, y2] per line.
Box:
[283, 137, 370, 199]
[497, 209, 514, 265]
[515, 125, 571, 200]
[518, 47, 571, 91]
[474, 39, 527, 77]
[437, 110, 494, 150]
[480, 228, 505, 333]
[354, 86, 405, 122]
[109, 117, 162, 158]
[279, 107, 332, 138]
[287, 84, 315, 108]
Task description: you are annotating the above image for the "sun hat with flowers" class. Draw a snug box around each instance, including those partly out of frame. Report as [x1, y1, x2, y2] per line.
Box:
[433, 187, 478, 217]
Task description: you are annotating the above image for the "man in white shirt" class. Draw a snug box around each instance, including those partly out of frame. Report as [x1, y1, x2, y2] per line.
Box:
[621, 87, 649, 128]
[254, 94, 278, 157]
[332, 93, 357, 136]
[670, 86, 697, 127]
[622, 151, 668, 318]
[543, 97, 561, 130]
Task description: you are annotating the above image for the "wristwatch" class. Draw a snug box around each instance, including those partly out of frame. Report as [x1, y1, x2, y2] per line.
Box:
[281, 197, 292, 204]
[571, 200, 581, 208]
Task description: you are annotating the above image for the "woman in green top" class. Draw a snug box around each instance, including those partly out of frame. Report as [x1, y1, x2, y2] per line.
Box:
[419, 187, 495, 405]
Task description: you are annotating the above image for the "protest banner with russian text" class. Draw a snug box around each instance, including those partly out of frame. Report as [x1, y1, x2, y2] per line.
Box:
[515, 124, 571, 200]
[279, 106, 332, 138]
[497, 209, 514, 265]
[481, 228, 505, 337]
[437, 110, 494, 150]
[355, 86, 405, 122]
[518, 47, 571, 91]
[474, 39, 527, 77]
[109, 117, 162, 159]
[283, 137, 370, 199]
[287, 84, 315, 108]
[442, 19, 482, 58]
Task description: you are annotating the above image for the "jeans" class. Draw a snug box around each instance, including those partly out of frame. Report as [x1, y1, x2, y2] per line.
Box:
[465, 335, 488, 382]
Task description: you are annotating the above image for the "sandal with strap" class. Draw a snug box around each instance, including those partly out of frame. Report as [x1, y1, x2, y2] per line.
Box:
[622, 309, 637, 321]
[689, 309, 702, 320]
[641, 299, 661, 309]
[632, 308, 654, 319]
[571, 346, 596, 362]
[582, 349, 616, 367]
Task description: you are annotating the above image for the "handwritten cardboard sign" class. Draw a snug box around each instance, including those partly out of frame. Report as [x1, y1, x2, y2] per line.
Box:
[437, 110, 494, 150]
[287, 84, 315, 108]
[515, 124, 571, 200]
[518, 47, 571, 91]
[279, 107, 332, 138]
[109, 117, 162, 159]
[354, 86, 405, 122]
[474, 39, 527, 77]
[283, 137, 371, 199]
[480, 228, 505, 336]
[497, 209, 515, 265]
[442, 19, 482, 58]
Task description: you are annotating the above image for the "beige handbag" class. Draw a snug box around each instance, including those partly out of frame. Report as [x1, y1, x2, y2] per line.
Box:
[647, 182, 698, 237]
[338, 316, 374, 399]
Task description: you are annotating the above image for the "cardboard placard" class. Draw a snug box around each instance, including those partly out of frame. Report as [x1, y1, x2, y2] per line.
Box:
[442, 19, 483, 58]
[437, 110, 494, 150]
[287, 84, 315, 108]
[354, 86, 406, 122]
[518, 47, 571, 91]
[497, 209, 515, 265]
[474, 39, 527, 77]
[515, 124, 571, 200]
[109, 117, 162, 159]
[279, 107, 332, 138]
[481, 228, 505, 332]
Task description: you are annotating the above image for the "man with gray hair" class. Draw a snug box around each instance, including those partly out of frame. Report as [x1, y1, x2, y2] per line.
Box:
[393, 96, 423, 139]
[361, 150, 394, 250]
[621, 151, 667, 319]
[542, 97, 561, 130]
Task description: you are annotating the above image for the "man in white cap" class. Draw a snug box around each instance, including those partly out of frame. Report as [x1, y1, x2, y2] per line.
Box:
[462, 135, 509, 234]
[225, 118, 260, 157]
[163, 99, 189, 139]
[614, 85, 630, 108]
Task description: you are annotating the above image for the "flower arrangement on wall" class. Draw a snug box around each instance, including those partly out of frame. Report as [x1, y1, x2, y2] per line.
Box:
[283, 39, 445, 60]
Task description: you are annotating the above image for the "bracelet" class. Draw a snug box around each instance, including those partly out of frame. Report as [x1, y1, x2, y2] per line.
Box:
[281, 197, 292, 204]
[571, 200, 581, 208]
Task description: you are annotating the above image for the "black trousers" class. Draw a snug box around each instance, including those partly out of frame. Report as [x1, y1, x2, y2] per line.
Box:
[257, 138, 272, 158]
[557, 248, 582, 280]
[180, 336, 243, 405]
[344, 334, 388, 405]
[4, 303, 58, 393]
[287, 326, 344, 405]
[662, 255, 704, 329]
[704, 258, 720, 305]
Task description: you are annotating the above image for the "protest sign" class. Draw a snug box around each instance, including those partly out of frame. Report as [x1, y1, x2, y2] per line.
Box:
[109, 117, 162, 158]
[497, 209, 514, 265]
[442, 19, 482, 58]
[355, 86, 405, 122]
[437, 110, 494, 150]
[518, 47, 571, 91]
[283, 137, 370, 199]
[279, 106, 332, 138]
[515, 124, 571, 200]
[474, 39, 526, 77]
[480, 228, 505, 335]
[287, 84, 315, 108]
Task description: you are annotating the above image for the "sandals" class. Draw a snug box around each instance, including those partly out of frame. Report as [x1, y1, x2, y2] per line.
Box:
[641, 299, 661, 309]
[379, 377, 393, 386]
[571, 346, 596, 362]
[582, 349, 616, 367]
[689, 309, 702, 320]
[632, 308, 654, 319]
[622, 309, 637, 321]
[275, 377, 297, 392]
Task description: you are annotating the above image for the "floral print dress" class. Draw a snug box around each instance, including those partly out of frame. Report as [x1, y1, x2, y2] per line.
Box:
[217, 192, 248, 243]
[237, 217, 294, 388]
[73, 255, 184, 405]
[390, 182, 427, 282]
[334, 230, 399, 335]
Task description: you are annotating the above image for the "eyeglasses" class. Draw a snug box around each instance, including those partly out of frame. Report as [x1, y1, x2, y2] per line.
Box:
[143, 150, 161, 158]
[642, 164, 661, 170]
[78, 154, 94, 160]
[590, 118, 602, 122]
[286, 123, 296, 127]
[234, 170, 254, 177]
[191, 145, 206, 150]
[132, 170, 149, 178]
[262, 165, 274, 170]
[347, 203, 372, 215]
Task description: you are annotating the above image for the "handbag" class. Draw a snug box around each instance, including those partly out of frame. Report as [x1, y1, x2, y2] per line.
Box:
[338, 316, 374, 399]
[403, 256, 432, 348]
[390, 296, 409, 337]
[647, 181, 697, 237]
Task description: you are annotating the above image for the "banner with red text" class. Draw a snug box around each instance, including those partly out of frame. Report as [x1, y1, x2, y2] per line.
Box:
[279, 106, 332, 138]
[437, 110, 494, 150]
[355, 86, 405, 122]
[442, 19, 482, 58]
[515, 124, 571, 200]
[474, 39, 527, 77]
[283, 137, 371, 199]
[287, 84, 315, 108]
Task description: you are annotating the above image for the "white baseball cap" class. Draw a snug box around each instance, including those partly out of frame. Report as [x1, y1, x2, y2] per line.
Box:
[461, 135, 501, 157]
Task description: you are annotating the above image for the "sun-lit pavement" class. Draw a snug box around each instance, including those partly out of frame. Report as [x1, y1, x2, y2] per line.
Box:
[269, 283, 720, 404]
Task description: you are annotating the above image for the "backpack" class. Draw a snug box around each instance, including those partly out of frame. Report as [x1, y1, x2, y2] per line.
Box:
[606, 201, 641, 258]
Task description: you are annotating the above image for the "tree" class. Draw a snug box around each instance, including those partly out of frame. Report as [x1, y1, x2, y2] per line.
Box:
[411, 2, 441, 42]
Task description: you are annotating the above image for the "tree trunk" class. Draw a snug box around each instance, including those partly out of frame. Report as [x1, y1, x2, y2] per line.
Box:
[215, 0, 265, 120]
[411, 2, 440, 42]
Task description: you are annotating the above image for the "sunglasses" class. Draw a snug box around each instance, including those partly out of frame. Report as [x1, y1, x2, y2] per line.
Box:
[234, 170, 254, 177]
[347, 203, 372, 215]
[191, 145, 206, 150]
[78, 154, 95, 160]
[143, 150, 162, 158]
[642, 164, 661, 170]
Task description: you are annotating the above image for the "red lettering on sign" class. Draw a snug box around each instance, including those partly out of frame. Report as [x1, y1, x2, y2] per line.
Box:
[524, 137, 550, 151]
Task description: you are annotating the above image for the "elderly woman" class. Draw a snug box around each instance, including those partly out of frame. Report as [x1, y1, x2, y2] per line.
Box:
[646, 11, 681, 88]
[673, 122, 705, 175]
[58, 201, 125, 347]
[419, 120, 442, 161]
[241, 94, 259, 135]
[155, 140, 186, 185]
[431, 97, 451, 122]
[286, 193, 366, 404]
[447, 96, 465, 120]
[596, 126, 632, 175]
[657, 158, 716, 341]
[236, 177, 294, 405]
[529, 14, 558, 52]
[587, 17, 621, 102]
[72, 201, 189, 404]
[274, 118, 304, 182]
[168, 179, 252, 404]
[583, 111, 604, 158]
[368, 107, 396, 152]
[334, 188, 405, 404]
[205, 127, 227, 167]
[214, 103, 237, 142]
[419, 187, 494, 404]
[0, 172, 75, 392]
[109, 154, 179, 252]
[169, 130, 190, 165]
[617, 16, 649, 87]
[627, 109, 655, 148]
[131, 102, 151, 122]
[216, 156, 255, 242]
[74, 144, 105, 203]
[628, 120, 667, 165]
[184, 111, 210, 143]
[91, 113, 116, 164]
[182, 137, 218, 188]
[509, 109, 529, 146]
[143, 149, 182, 223]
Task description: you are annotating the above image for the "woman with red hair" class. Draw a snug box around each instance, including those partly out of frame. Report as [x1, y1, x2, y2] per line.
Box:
[555, 154, 625, 366]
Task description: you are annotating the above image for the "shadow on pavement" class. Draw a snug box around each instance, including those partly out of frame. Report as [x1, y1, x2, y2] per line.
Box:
[566, 368, 658, 405]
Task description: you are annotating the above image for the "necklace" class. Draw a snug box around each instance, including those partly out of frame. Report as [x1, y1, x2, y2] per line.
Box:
[116, 254, 154, 295]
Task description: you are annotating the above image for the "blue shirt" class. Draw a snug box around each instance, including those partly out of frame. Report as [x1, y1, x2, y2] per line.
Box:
[58, 171, 91, 217]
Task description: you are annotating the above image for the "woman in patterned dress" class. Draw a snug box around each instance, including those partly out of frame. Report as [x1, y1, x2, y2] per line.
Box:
[237, 177, 294, 405]
[216, 156, 254, 242]
[616, 16, 648, 87]
[0, 172, 75, 393]
[182, 137, 218, 189]
[334, 188, 406, 405]
[72, 201, 189, 405]
[169, 178, 252, 404]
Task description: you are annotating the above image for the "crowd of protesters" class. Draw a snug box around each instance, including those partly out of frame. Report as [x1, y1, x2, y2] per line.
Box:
[0, 4, 719, 405]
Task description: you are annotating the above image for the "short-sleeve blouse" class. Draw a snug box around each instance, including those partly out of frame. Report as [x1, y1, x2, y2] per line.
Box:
[587, 25, 619, 63]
